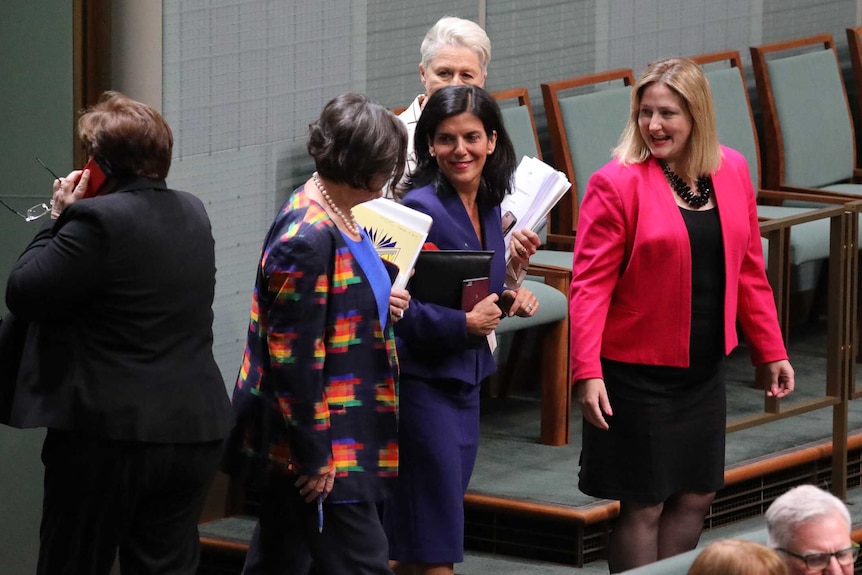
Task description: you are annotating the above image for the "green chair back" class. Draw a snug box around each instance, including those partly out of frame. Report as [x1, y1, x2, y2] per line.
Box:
[500, 105, 541, 162]
[767, 49, 854, 188]
[557, 86, 631, 206]
[703, 67, 760, 192]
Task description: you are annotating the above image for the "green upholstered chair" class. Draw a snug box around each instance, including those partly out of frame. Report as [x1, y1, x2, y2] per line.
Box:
[489, 89, 573, 446]
[537, 69, 635, 261]
[751, 34, 862, 200]
[495, 273, 571, 446]
[693, 51, 836, 306]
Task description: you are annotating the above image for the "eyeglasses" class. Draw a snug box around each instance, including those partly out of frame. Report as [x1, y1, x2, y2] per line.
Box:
[0, 199, 51, 222]
[778, 542, 860, 571]
[0, 155, 62, 222]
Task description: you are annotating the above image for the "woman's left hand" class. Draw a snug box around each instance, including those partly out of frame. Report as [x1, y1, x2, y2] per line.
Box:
[764, 359, 795, 399]
[509, 229, 541, 267]
[51, 169, 89, 218]
[506, 287, 538, 318]
[389, 287, 410, 323]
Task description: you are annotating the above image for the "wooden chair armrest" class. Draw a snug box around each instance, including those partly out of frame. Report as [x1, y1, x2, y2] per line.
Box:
[527, 262, 572, 296]
[759, 186, 856, 205]
[853, 168, 862, 183]
[758, 204, 847, 234]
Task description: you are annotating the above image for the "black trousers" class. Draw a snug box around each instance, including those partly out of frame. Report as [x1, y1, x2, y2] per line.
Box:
[37, 430, 223, 575]
[242, 475, 391, 575]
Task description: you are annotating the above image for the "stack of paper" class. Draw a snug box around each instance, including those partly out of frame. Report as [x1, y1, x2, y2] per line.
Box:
[353, 198, 433, 289]
[501, 156, 571, 262]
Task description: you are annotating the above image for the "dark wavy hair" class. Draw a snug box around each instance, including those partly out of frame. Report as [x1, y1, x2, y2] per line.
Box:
[78, 91, 173, 180]
[408, 85, 516, 206]
[308, 93, 407, 191]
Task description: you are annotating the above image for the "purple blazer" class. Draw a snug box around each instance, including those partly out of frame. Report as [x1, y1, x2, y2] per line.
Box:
[395, 183, 507, 386]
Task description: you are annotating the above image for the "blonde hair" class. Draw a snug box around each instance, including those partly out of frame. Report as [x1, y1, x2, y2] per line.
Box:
[688, 540, 788, 575]
[420, 16, 490, 75]
[613, 57, 721, 181]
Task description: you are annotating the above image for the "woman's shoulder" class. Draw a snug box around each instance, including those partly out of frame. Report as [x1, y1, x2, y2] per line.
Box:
[587, 157, 650, 190]
[265, 188, 338, 259]
[401, 183, 440, 210]
[716, 145, 749, 171]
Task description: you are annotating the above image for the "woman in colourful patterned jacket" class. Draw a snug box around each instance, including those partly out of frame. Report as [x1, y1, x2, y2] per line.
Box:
[224, 93, 409, 575]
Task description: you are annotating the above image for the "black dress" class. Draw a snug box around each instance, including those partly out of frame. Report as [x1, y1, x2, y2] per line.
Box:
[579, 206, 727, 504]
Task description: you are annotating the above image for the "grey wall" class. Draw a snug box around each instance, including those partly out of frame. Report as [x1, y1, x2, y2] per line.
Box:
[0, 0, 72, 570]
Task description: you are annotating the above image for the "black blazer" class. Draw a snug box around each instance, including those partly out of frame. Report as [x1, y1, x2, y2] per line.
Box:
[5, 178, 232, 442]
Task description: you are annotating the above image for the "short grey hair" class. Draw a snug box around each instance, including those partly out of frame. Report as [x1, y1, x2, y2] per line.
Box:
[419, 16, 491, 74]
[765, 485, 851, 549]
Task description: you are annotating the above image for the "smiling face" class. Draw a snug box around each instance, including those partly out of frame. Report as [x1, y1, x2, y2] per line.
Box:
[429, 112, 496, 195]
[637, 82, 693, 173]
[420, 46, 486, 98]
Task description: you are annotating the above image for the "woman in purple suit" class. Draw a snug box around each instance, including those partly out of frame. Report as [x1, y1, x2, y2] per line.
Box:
[384, 85, 538, 575]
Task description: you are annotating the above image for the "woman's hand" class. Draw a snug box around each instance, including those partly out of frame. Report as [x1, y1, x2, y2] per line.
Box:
[389, 287, 411, 323]
[764, 359, 795, 399]
[466, 293, 501, 336]
[577, 378, 613, 431]
[295, 466, 336, 503]
[51, 169, 89, 219]
[509, 229, 541, 267]
[505, 287, 538, 317]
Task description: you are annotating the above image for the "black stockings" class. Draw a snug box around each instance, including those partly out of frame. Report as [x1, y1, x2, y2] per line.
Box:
[607, 492, 715, 574]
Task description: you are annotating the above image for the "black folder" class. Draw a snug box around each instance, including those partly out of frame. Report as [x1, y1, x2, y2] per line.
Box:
[410, 250, 494, 309]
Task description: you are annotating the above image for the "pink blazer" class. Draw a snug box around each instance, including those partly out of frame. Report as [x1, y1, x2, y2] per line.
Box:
[569, 147, 787, 382]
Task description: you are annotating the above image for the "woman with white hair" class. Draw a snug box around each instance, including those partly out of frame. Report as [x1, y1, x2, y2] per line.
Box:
[391, 16, 491, 196]
[391, 16, 540, 294]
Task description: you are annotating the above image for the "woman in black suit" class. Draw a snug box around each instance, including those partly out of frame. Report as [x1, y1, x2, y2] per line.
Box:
[5, 91, 233, 575]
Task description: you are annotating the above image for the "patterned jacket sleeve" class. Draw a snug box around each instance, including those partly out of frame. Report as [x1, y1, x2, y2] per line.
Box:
[262, 235, 333, 475]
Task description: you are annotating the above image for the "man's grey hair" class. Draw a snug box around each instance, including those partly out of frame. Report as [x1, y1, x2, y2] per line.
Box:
[765, 485, 851, 549]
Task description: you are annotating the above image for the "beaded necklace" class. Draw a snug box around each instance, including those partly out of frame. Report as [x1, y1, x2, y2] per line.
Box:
[312, 172, 360, 236]
[659, 160, 712, 209]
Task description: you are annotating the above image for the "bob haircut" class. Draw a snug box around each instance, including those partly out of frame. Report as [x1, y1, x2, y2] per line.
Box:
[613, 57, 721, 181]
[409, 85, 516, 206]
[420, 16, 491, 76]
[78, 91, 173, 180]
[687, 540, 788, 575]
[766, 485, 852, 550]
[308, 93, 407, 191]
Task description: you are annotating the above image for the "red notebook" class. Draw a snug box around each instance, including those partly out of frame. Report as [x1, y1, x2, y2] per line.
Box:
[461, 277, 490, 312]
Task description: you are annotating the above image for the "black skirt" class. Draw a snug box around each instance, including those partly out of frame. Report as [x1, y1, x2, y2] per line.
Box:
[579, 206, 728, 504]
[578, 352, 726, 504]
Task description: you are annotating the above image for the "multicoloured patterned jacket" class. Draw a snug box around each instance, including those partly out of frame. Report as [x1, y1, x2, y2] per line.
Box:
[225, 186, 399, 503]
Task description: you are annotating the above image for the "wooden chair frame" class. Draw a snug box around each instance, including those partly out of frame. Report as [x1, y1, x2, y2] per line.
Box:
[541, 69, 635, 243]
[491, 87, 544, 162]
[750, 34, 862, 198]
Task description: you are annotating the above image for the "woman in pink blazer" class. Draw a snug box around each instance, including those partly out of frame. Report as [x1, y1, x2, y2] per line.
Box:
[569, 58, 794, 573]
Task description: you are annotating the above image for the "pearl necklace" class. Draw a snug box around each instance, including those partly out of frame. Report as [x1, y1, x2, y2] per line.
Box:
[312, 172, 360, 236]
[659, 160, 712, 209]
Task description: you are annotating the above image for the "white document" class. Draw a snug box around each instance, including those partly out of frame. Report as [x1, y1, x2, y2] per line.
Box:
[501, 156, 572, 263]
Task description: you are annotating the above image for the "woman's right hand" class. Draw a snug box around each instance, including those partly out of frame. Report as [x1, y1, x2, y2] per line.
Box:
[577, 378, 613, 431]
[295, 466, 336, 503]
[51, 169, 88, 218]
[466, 293, 501, 336]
